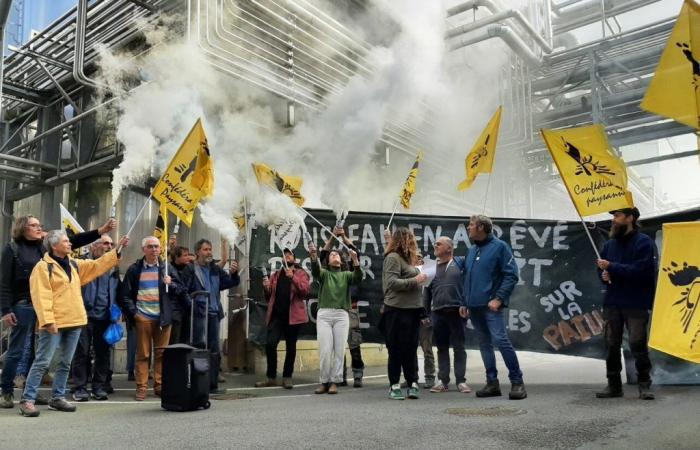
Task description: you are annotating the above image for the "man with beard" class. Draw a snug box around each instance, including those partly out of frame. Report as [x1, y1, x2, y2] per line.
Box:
[595, 207, 657, 400]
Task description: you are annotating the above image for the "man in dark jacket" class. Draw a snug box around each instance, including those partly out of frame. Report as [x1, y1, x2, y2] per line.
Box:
[71, 235, 121, 402]
[457, 214, 525, 400]
[120, 236, 188, 401]
[595, 207, 657, 400]
[425, 237, 470, 394]
[181, 238, 239, 394]
[0, 215, 115, 409]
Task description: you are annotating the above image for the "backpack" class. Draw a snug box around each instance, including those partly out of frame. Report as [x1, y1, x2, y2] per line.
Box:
[46, 259, 79, 280]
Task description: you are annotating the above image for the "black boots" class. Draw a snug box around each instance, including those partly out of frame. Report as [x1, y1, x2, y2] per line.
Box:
[596, 377, 623, 398]
[509, 383, 527, 400]
[476, 380, 502, 397]
[638, 381, 655, 400]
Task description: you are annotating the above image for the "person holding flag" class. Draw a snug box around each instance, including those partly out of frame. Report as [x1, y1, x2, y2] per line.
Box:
[595, 207, 657, 400]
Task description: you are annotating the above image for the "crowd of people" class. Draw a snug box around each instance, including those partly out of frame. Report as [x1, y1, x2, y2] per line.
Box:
[0, 206, 657, 416]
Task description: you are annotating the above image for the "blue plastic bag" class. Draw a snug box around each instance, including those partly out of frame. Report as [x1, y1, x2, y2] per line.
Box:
[103, 322, 124, 346]
[109, 303, 122, 322]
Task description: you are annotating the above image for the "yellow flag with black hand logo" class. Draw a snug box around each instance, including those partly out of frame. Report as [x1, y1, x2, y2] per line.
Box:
[458, 106, 502, 191]
[153, 118, 214, 226]
[649, 222, 700, 363]
[541, 124, 634, 217]
[400, 150, 423, 209]
[641, 0, 700, 130]
[252, 162, 305, 206]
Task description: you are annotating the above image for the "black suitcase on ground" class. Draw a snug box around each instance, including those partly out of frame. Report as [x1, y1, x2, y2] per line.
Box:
[161, 291, 212, 411]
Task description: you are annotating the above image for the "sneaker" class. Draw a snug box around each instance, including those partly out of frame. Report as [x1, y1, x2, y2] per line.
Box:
[315, 384, 329, 394]
[134, 387, 147, 401]
[430, 383, 449, 393]
[638, 381, 655, 400]
[353, 378, 363, 388]
[104, 384, 115, 394]
[389, 384, 405, 400]
[328, 383, 338, 395]
[0, 393, 14, 408]
[91, 389, 109, 401]
[48, 398, 76, 412]
[509, 383, 527, 400]
[72, 388, 90, 402]
[13, 375, 26, 389]
[35, 395, 50, 406]
[457, 383, 472, 394]
[254, 378, 277, 388]
[407, 382, 420, 399]
[476, 380, 502, 398]
[282, 378, 293, 390]
[596, 384, 623, 399]
[19, 401, 40, 417]
[423, 378, 435, 389]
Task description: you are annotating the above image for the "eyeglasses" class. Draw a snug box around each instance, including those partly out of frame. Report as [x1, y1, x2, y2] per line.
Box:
[26, 223, 43, 229]
[145, 244, 160, 249]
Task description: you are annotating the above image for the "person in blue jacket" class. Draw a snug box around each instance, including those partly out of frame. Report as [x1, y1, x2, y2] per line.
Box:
[181, 238, 240, 394]
[595, 207, 657, 400]
[455, 214, 526, 400]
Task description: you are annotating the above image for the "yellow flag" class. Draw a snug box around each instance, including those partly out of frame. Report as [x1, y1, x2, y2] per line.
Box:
[458, 106, 502, 191]
[541, 124, 634, 217]
[152, 118, 214, 226]
[640, 0, 700, 130]
[252, 162, 305, 206]
[153, 202, 168, 253]
[399, 150, 423, 209]
[649, 222, 700, 363]
[60, 203, 87, 258]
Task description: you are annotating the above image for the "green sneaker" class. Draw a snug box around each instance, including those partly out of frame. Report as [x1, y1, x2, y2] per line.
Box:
[407, 382, 420, 399]
[389, 384, 405, 400]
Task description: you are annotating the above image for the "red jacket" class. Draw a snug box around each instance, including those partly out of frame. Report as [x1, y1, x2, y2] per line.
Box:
[265, 266, 310, 326]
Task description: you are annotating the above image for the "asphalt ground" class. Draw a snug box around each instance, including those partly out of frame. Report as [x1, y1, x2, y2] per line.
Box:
[0, 351, 698, 449]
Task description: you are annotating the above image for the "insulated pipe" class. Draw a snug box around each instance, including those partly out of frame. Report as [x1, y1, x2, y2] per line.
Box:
[0, 0, 14, 120]
[449, 24, 542, 67]
[553, 0, 662, 34]
[73, 0, 110, 89]
[446, 6, 553, 54]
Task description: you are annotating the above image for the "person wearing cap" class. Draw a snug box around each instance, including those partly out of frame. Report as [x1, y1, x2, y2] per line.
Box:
[595, 207, 657, 400]
[255, 247, 310, 389]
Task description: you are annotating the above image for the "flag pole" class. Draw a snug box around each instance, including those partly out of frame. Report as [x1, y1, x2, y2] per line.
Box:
[386, 197, 401, 230]
[299, 206, 352, 252]
[481, 173, 493, 214]
[164, 209, 169, 293]
[118, 191, 153, 253]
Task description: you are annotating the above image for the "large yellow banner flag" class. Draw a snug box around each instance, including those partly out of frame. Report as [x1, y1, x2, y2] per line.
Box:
[400, 150, 423, 209]
[649, 222, 700, 363]
[541, 124, 634, 217]
[152, 119, 213, 226]
[641, 0, 700, 130]
[252, 162, 305, 206]
[458, 106, 502, 191]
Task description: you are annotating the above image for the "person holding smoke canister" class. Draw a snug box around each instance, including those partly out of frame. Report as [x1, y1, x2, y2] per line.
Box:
[309, 241, 362, 394]
[18, 230, 127, 417]
[595, 207, 657, 400]
[255, 248, 310, 389]
[382, 227, 428, 400]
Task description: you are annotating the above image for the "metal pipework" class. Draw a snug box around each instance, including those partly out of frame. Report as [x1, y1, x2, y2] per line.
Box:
[552, 0, 662, 34]
[449, 24, 542, 67]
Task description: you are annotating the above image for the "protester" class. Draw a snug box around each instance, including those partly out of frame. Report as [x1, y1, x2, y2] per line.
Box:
[309, 242, 362, 394]
[17, 230, 126, 417]
[457, 215, 525, 400]
[181, 238, 240, 394]
[120, 236, 188, 401]
[382, 227, 427, 400]
[319, 227, 366, 388]
[168, 245, 193, 345]
[255, 248, 310, 389]
[595, 207, 657, 400]
[425, 237, 470, 394]
[415, 251, 436, 389]
[71, 235, 121, 402]
[0, 215, 116, 409]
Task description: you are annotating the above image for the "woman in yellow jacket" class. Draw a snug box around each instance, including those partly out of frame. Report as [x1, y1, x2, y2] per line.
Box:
[19, 230, 128, 417]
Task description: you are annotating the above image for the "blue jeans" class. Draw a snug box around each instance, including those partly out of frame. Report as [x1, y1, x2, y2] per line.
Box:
[22, 328, 82, 402]
[0, 302, 36, 394]
[193, 313, 221, 389]
[469, 307, 523, 384]
[16, 331, 34, 376]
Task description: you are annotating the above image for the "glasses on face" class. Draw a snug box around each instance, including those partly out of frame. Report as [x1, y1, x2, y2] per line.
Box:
[26, 223, 43, 230]
[145, 244, 160, 249]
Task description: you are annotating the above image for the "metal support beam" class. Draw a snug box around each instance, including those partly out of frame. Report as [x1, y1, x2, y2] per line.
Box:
[626, 149, 700, 167]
